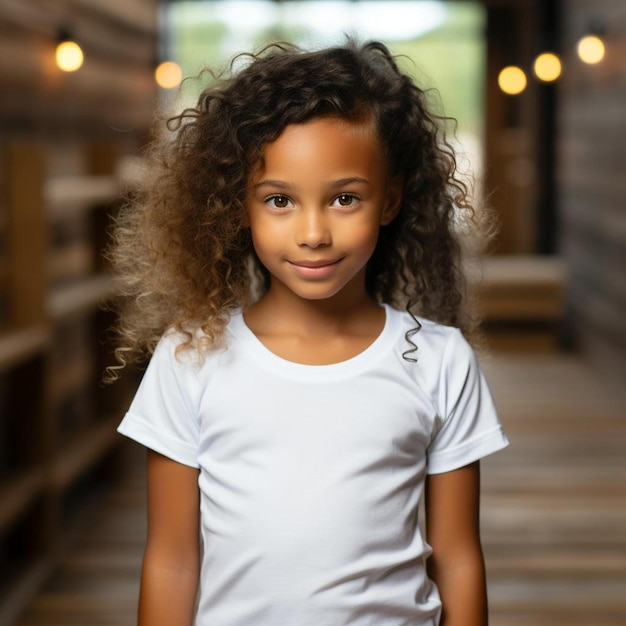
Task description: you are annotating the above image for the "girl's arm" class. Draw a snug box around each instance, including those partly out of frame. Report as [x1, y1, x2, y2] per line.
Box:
[425, 461, 488, 626]
[138, 450, 201, 626]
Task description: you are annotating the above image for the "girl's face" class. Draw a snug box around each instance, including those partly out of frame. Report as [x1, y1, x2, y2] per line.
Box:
[246, 116, 401, 304]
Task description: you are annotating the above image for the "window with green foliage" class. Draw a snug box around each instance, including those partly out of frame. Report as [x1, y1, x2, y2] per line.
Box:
[166, 0, 485, 180]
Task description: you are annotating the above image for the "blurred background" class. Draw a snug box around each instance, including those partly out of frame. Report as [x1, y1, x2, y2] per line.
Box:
[0, 0, 624, 625]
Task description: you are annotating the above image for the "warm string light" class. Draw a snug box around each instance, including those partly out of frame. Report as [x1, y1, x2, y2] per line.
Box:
[52, 25, 184, 88]
[497, 42, 601, 94]
[155, 60, 183, 89]
[56, 20, 603, 94]
[533, 52, 562, 82]
[577, 35, 605, 64]
[498, 66, 527, 95]
[498, 52, 561, 95]
[55, 35, 84, 72]
[497, 17, 607, 95]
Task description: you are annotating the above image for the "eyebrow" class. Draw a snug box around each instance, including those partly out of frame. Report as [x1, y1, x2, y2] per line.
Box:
[330, 177, 370, 188]
[253, 176, 370, 190]
[254, 180, 292, 190]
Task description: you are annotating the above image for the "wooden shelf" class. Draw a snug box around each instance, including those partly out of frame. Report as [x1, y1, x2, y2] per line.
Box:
[45, 175, 121, 216]
[0, 326, 49, 372]
[48, 247, 96, 286]
[0, 4, 156, 618]
[47, 274, 117, 321]
[0, 468, 45, 536]
[0, 142, 134, 626]
[469, 255, 567, 322]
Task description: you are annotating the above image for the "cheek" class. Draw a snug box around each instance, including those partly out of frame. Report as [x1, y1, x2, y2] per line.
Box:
[249, 216, 281, 258]
[343, 219, 382, 256]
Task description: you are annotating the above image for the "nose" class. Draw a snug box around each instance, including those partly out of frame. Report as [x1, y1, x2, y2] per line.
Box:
[296, 207, 331, 248]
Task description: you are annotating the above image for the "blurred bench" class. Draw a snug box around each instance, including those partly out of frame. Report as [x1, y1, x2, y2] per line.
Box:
[469, 255, 567, 352]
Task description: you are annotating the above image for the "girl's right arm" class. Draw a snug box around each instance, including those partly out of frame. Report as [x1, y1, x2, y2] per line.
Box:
[139, 450, 201, 626]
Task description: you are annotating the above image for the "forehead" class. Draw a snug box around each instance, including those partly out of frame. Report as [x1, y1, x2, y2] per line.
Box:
[253, 116, 387, 181]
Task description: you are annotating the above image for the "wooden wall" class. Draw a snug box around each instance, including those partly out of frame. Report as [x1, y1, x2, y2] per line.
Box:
[0, 1, 159, 623]
[558, 0, 626, 399]
[484, 0, 542, 255]
[0, 0, 157, 132]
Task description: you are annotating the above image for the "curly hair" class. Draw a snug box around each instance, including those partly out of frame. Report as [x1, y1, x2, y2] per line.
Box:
[108, 39, 483, 376]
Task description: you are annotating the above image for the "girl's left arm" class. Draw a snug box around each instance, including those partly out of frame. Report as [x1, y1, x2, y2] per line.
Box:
[425, 461, 488, 626]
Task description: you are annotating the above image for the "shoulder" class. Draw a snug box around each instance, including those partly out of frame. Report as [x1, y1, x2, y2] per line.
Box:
[411, 315, 480, 395]
[149, 321, 233, 383]
[384, 305, 466, 363]
[384, 305, 483, 405]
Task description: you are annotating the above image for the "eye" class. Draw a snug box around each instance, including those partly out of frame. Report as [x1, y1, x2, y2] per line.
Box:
[265, 195, 292, 209]
[332, 193, 359, 208]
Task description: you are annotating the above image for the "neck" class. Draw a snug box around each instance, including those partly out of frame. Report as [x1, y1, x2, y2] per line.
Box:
[251, 277, 380, 337]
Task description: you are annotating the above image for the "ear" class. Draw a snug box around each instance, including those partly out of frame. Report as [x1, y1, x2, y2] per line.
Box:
[380, 174, 403, 226]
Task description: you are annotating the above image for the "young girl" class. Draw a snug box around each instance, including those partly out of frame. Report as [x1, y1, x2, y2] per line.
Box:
[114, 40, 508, 626]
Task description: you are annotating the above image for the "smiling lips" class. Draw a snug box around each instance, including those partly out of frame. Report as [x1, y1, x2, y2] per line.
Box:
[287, 258, 343, 278]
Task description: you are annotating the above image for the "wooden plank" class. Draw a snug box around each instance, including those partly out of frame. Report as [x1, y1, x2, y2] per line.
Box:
[469, 255, 566, 322]
[47, 274, 116, 320]
[46, 244, 96, 285]
[489, 579, 626, 613]
[45, 176, 120, 214]
[74, 0, 157, 34]
[0, 469, 45, 535]
[486, 550, 626, 578]
[482, 331, 560, 353]
[47, 243, 95, 284]
[6, 142, 46, 327]
[0, 326, 49, 372]
[490, 616, 626, 626]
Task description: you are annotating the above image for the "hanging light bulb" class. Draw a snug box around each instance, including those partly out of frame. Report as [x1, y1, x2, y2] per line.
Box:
[155, 61, 183, 89]
[533, 52, 562, 82]
[55, 29, 84, 72]
[498, 66, 527, 95]
[577, 35, 605, 64]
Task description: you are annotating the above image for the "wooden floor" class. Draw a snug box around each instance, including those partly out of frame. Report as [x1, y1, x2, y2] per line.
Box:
[12, 351, 626, 626]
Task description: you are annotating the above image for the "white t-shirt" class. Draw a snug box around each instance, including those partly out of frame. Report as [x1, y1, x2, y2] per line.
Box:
[118, 304, 508, 625]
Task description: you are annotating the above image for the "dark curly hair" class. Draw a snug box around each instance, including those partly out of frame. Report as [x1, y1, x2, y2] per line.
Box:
[108, 39, 483, 376]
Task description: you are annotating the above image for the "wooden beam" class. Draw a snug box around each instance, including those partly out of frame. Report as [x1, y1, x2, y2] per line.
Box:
[6, 142, 47, 327]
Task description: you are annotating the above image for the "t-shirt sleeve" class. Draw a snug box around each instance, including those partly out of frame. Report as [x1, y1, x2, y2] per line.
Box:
[117, 334, 200, 468]
[427, 328, 508, 474]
